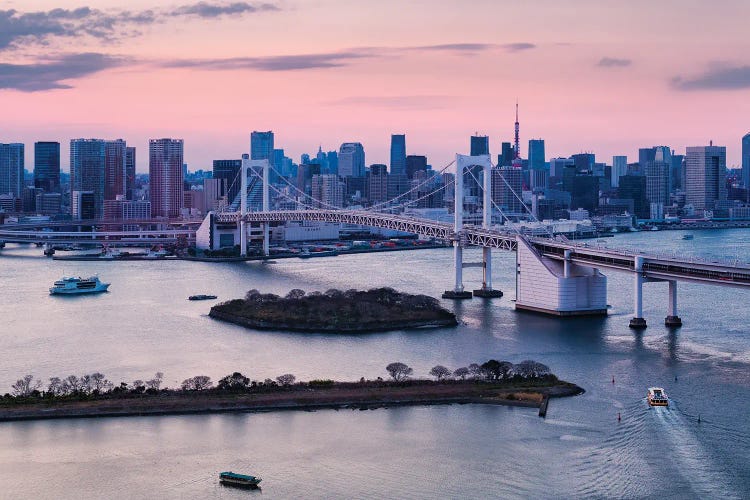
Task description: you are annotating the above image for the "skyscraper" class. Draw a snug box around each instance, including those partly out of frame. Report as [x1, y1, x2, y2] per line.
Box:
[742, 133, 750, 188]
[70, 139, 106, 218]
[311, 174, 345, 208]
[34, 142, 60, 192]
[492, 166, 524, 214]
[611, 156, 627, 188]
[685, 145, 726, 211]
[0, 143, 24, 198]
[126, 147, 136, 200]
[499, 142, 514, 166]
[104, 139, 127, 201]
[367, 164, 389, 204]
[149, 138, 184, 218]
[470, 135, 489, 156]
[213, 159, 242, 204]
[338, 142, 365, 177]
[405, 155, 427, 179]
[528, 139, 545, 170]
[251, 131, 274, 163]
[390, 134, 406, 176]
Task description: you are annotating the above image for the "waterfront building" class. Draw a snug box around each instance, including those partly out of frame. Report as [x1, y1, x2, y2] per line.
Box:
[685, 145, 727, 211]
[126, 147, 136, 200]
[612, 156, 627, 188]
[104, 139, 127, 202]
[149, 138, 184, 218]
[618, 175, 649, 219]
[338, 143, 365, 177]
[0, 143, 24, 198]
[35, 192, 62, 215]
[367, 164, 389, 204]
[34, 142, 60, 193]
[743, 133, 750, 189]
[406, 155, 427, 180]
[390, 134, 406, 176]
[71, 190, 96, 220]
[70, 139, 106, 218]
[103, 196, 151, 220]
[311, 174, 344, 208]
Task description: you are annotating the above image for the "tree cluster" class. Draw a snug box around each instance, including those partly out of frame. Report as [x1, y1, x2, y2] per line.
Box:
[384, 360, 553, 382]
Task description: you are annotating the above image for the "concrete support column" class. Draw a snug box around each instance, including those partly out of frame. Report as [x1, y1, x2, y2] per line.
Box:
[629, 255, 647, 329]
[563, 249, 571, 278]
[240, 158, 248, 256]
[665, 280, 682, 327]
[262, 160, 270, 256]
[473, 157, 503, 298]
[443, 154, 471, 299]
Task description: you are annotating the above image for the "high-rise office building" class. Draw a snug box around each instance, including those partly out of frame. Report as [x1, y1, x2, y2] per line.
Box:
[34, 142, 60, 193]
[250, 131, 274, 163]
[619, 175, 649, 219]
[528, 139, 545, 171]
[390, 134, 406, 176]
[685, 145, 726, 211]
[149, 138, 184, 218]
[406, 155, 427, 179]
[491, 166, 524, 214]
[0, 143, 24, 198]
[742, 133, 750, 188]
[470, 135, 489, 156]
[126, 147, 136, 200]
[70, 139, 106, 218]
[611, 156, 627, 188]
[499, 142, 514, 166]
[213, 159, 242, 205]
[645, 160, 670, 206]
[338, 143, 365, 177]
[104, 139, 127, 201]
[311, 174, 345, 208]
[367, 164, 389, 204]
[685, 145, 727, 210]
[671, 154, 684, 192]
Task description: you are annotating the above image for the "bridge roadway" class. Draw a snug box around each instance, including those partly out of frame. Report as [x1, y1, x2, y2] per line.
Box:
[0, 229, 194, 245]
[222, 209, 750, 288]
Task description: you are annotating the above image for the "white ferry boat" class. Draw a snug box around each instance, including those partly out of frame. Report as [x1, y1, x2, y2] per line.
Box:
[647, 387, 669, 407]
[49, 276, 110, 295]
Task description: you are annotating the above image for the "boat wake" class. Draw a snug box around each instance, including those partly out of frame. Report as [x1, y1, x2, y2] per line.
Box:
[570, 399, 741, 498]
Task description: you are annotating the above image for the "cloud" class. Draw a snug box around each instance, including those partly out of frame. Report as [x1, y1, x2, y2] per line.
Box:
[0, 3, 278, 51]
[171, 2, 279, 18]
[672, 64, 750, 91]
[329, 95, 460, 110]
[412, 42, 536, 54]
[163, 51, 372, 71]
[597, 57, 632, 68]
[0, 53, 126, 91]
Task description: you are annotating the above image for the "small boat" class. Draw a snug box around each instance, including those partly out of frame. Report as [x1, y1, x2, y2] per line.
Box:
[50, 276, 110, 295]
[188, 294, 217, 301]
[298, 249, 339, 259]
[647, 387, 669, 407]
[681, 234, 694, 240]
[219, 471, 261, 488]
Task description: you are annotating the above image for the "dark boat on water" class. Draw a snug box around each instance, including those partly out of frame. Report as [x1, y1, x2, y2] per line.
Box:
[188, 294, 217, 301]
[219, 471, 262, 488]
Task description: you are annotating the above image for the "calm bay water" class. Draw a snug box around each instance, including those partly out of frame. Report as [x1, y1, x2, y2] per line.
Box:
[1, 229, 749, 498]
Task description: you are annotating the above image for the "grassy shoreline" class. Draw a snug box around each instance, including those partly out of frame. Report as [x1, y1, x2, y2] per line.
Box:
[0, 379, 584, 423]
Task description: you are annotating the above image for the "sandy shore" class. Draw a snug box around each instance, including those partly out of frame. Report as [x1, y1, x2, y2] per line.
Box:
[0, 381, 584, 422]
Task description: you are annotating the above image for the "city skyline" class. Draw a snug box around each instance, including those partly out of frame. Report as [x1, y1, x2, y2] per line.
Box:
[1, 1, 750, 170]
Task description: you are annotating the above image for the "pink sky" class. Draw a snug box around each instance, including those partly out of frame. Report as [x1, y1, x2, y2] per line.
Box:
[1, 0, 750, 172]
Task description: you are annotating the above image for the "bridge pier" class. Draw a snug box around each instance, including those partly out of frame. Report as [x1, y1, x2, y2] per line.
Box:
[473, 159, 502, 299]
[443, 154, 472, 299]
[629, 256, 647, 329]
[665, 280, 682, 327]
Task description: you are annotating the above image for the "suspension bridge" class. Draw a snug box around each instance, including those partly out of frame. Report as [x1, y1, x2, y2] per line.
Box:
[2, 154, 750, 329]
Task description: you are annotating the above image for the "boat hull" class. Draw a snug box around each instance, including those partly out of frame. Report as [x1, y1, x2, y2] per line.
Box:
[50, 284, 110, 295]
